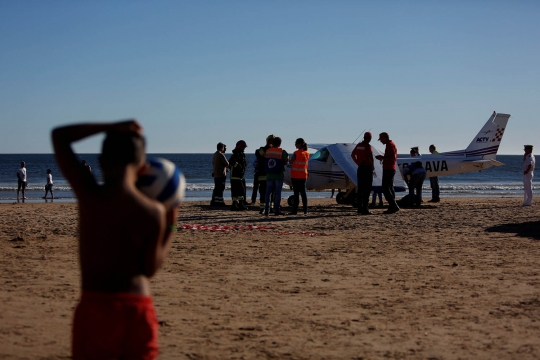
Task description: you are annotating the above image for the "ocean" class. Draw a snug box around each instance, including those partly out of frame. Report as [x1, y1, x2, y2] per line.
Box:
[0, 154, 536, 203]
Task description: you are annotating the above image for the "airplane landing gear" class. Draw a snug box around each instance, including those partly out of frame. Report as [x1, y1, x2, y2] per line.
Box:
[287, 195, 296, 207]
[335, 192, 348, 204]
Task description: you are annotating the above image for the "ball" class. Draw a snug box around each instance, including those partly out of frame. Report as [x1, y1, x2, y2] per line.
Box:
[137, 157, 185, 209]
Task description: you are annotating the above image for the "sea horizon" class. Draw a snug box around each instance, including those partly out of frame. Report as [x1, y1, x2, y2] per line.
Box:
[1, 153, 535, 203]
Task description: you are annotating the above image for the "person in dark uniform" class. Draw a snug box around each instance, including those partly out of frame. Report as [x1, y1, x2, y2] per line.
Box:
[255, 135, 275, 213]
[250, 158, 259, 204]
[211, 142, 228, 206]
[229, 140, 248, 211]
[351, 132, 374, 215]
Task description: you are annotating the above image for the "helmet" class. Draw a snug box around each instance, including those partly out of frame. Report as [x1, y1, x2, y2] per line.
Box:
[236, 140, 247, 148]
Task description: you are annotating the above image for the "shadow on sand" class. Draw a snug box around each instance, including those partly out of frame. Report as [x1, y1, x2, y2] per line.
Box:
[486, 221, 540, 241]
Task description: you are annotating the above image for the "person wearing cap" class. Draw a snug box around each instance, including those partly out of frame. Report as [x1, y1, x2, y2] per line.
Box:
[428, 144, 440, 202]
[523, 144, 535, 206]
[229, 140, 248, 210]
[211, 142, 229, 207]
[264, 136, 289, 216]
[255, 135, 276, 213]
[351, 132, 375, 215]
[288, 138, 310, 215]
[375, 132, 400, 214]
[410, 147, 420, 157]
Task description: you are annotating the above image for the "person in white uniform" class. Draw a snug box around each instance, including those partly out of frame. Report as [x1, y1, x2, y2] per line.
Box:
[523, 145, 535, 206]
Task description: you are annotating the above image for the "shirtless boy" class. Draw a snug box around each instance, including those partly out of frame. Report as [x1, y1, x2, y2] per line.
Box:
[52, 120, 178, 359]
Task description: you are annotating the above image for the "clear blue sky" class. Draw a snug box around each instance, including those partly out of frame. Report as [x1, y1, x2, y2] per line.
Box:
[1, 1, 538, 154]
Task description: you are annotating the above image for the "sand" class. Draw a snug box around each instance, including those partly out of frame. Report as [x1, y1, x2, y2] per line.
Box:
[1, 198, 540, 359]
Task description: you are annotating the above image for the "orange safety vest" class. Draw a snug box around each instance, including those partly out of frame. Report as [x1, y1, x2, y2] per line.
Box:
[291, 149, 310, 179]
[265, 147, 284, 174]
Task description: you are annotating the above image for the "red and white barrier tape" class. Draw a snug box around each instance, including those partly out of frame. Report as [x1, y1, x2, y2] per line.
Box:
[181, 224, 330, 236]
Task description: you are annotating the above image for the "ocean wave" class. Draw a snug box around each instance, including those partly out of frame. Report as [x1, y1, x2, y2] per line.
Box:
[0, 185, 72, 192]
[439, 184, 533, 191]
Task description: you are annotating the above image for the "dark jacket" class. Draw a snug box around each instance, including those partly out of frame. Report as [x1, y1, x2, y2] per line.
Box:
[229, 148, 247, 180]
[255, 145, 271, 177]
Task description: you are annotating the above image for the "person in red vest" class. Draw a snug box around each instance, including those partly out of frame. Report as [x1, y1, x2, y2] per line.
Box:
[263, 137, 289, 216]
[288, 138, 310, 215]
[375, 132, 400, 214]
[351, 132, 375, 215]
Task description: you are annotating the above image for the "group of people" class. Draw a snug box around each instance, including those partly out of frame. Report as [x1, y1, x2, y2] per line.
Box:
[15, 159, 93, 202]
[351, 132, 446, 215]
[352, 131, 401, 215]
[211, 132, 537, 216]
[16, 161, 54, 201]
[211, 135, 310, 215]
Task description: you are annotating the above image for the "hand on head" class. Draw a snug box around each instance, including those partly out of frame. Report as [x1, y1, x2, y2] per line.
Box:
[114, 120, 143, 136]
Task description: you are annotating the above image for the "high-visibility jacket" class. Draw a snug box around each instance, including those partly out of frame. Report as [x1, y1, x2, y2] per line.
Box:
[291, 149, 310, 179]
[265, 147, 284, 174]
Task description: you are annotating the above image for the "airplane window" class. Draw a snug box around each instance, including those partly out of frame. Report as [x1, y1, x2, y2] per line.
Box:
[311, 147, 330, 162]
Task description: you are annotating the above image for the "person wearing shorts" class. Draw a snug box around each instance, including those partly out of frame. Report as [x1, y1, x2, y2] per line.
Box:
[16, 161, 27, 200]
[52, 120, 178, 359]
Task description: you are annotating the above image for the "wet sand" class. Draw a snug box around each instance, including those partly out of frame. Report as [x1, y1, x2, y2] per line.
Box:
[1, 198, 539, 359]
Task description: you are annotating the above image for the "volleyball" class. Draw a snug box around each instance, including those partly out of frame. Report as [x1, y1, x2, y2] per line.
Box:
[137, 158, 185, 209]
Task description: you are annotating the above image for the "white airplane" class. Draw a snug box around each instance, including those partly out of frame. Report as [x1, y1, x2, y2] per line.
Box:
[284, 111, 510, 206]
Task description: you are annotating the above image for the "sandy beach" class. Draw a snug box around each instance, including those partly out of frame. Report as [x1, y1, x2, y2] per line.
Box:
[1, 197, 539, 359]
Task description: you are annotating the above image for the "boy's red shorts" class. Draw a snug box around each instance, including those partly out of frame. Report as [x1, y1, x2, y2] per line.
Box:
[72, 292, 159, 360]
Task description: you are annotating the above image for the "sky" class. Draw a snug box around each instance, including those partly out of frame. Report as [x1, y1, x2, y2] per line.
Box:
[1, 1, 539, 155]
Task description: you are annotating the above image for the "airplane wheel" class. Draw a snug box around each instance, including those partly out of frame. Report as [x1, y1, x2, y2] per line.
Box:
[287, 195, 296, 207]
[336, 192, 347, 204]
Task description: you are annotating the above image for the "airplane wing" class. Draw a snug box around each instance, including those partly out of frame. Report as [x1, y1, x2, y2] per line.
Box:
[460, 159, 505, 170]
[326, 143, 407, 192]
[326, 144, 359, 185]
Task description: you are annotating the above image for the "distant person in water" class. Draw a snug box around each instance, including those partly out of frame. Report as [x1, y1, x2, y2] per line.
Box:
[16, 161, 27, 201]
[43, 169, 54, 199]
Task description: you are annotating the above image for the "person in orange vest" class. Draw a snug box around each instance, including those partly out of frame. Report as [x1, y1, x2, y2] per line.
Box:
[288, 138, 310, 215]
[263, 137, 289, 216]
[351, 132, 375, 215]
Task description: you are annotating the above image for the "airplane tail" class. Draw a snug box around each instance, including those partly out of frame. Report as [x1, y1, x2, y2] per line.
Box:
[464, 111, 510, 159]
